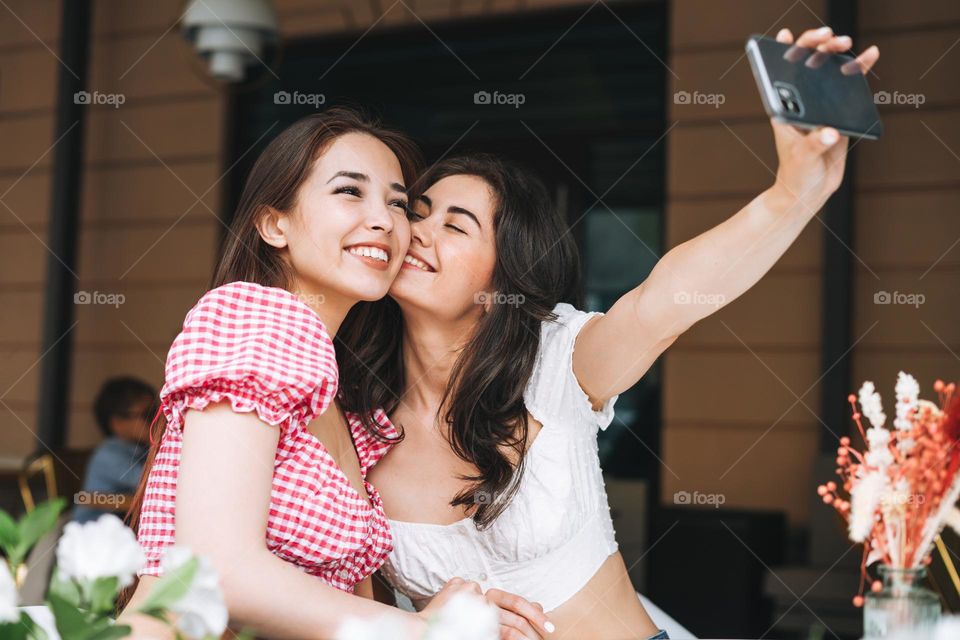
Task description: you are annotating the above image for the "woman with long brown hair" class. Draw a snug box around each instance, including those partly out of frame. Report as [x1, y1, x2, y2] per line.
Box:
[338, 26, 881, 640]
[117, 107, 548, 639]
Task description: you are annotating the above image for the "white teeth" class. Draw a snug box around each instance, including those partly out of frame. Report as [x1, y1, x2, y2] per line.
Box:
[348, 246, 389, 262]
[403, 254, 432, 271]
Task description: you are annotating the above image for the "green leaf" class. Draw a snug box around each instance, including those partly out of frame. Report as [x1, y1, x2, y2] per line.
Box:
[138, 607, 169, 622]
[136, 557, 198, 613]
[18, 610, 49, 640]
[47, 570, 83, 609]
[0, 618, 29, 640]
[87, 625, 132, 640]
[0, 510, 19, 555]
[13, 499, 66, 566]
[47, 591, 96, 640]
[87, 576, 120, 615]
[74, 616, 116, 640]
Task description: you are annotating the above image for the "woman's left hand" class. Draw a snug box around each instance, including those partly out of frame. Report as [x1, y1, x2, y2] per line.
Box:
[769, 26, 880, 210]
[485, 588, 555, 640]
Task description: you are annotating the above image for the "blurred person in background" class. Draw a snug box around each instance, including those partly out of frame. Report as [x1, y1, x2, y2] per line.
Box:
[72, 376, 155, 524]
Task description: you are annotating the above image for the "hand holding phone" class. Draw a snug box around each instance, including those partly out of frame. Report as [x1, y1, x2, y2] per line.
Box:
[749, 27, 880, 209]
[747, 27, 882, 139]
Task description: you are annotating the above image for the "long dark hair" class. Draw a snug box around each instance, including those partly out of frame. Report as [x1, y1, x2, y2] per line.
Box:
[119, 107, 422, 609]
[338, 154, 581, 527]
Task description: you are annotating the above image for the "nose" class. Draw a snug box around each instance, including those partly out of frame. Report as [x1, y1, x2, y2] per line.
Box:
[410, 216, 433, 248]
[366, 200, 395, 234]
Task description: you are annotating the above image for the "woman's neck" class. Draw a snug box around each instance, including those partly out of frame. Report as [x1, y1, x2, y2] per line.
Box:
[400, 309, 479, 414]
[289, 281, 352, 337]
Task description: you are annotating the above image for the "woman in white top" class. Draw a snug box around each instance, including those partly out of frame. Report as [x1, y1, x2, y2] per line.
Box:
[339, 27, 879, 640]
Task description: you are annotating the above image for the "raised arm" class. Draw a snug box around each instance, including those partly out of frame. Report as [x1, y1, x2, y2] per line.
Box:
[574, 26, 880, 406]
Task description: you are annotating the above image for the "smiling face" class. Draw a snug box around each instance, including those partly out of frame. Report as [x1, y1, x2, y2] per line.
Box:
[259, 132, 412, 306]
[390, 174, 498, 321]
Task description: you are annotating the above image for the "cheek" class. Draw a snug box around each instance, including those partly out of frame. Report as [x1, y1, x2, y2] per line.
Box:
[294, 199, 352, 251]
[446, 243, 496, 297]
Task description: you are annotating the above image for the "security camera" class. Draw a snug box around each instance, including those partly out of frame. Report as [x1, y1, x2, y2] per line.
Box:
[181, 0, 278, 83]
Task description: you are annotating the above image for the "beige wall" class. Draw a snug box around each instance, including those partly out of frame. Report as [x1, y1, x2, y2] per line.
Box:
[2, 0, 957, 529]
[662, 0, 960, 526]
[0, 0, 224, 458]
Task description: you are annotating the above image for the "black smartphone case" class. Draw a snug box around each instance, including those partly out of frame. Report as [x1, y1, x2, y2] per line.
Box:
[746, 34, 883, 140]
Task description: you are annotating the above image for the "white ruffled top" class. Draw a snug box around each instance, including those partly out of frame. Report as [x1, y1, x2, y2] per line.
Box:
[380, 303, 621, 612]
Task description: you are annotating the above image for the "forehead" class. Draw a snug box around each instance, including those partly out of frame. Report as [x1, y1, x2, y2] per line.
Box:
[314, 132, 404, 181]
[422, 175, 495, 215]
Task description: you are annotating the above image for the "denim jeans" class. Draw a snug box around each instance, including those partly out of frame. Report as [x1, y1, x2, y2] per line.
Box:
[646, 630, 670, 640]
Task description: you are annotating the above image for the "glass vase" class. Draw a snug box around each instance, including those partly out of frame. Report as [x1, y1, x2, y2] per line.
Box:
[862, 566, 940, 638]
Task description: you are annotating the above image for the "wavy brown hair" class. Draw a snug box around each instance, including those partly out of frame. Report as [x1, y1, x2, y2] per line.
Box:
[118, 107, 422, 609]
[337, 154, 581, 527]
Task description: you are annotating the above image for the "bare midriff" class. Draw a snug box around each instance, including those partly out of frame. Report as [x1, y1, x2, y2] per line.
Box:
[544, 552, 660, 640]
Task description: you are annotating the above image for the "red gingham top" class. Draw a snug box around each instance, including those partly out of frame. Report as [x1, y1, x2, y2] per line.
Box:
[137, 281, 398, 592]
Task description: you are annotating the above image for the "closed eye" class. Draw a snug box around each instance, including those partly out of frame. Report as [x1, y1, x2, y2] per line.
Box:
[390, 199, 409, 212]
[445, 223, 466, 234]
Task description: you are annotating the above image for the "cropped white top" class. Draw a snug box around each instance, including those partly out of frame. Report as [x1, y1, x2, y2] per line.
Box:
[380, 303, 621, 612]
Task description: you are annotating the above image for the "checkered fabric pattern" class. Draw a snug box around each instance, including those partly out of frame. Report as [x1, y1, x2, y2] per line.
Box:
[137, 281, 397, 592]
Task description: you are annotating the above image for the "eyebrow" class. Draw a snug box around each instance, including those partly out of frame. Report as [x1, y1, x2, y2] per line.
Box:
[417, 195, 482, 230]
[327, 171, 406, 194]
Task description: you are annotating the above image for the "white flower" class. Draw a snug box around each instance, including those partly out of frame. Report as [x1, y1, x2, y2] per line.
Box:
[335, 613, 408, 640]
[334, 593, 498, 640]
[0, 562, 18, 624]
[865, 448, 894, 468]
[424, 592, 500, 640]
[56, 514, 144, 588]
[858, 381, 886, 429]
[864, 427, 893, 468]
[161, 547, 228, 640]
[865, 426, 890, 450]
[849, 471, 888, 543]
[881, 478, 911, 512]
[894, 371, 920, 431]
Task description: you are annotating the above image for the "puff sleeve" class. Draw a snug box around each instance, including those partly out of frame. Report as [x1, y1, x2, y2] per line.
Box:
[159, 281, 338, 438]
[523, 302, 619, 433]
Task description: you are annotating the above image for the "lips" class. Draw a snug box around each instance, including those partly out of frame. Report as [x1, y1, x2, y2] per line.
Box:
[344, 243, 393, 272]
[345, 244, 390, 263]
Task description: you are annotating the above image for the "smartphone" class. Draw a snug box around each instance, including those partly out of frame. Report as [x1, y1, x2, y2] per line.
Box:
[746, 34, 883, 140]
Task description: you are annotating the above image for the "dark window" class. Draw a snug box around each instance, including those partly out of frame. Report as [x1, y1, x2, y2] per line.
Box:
[229, 0, 667, 492]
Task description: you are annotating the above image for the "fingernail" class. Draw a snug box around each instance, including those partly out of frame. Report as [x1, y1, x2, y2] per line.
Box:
[817, 26, 832, 36]
[776, 28, 789, 40]
[545, 621, 556, 633]
[821, 129, 838, 145]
